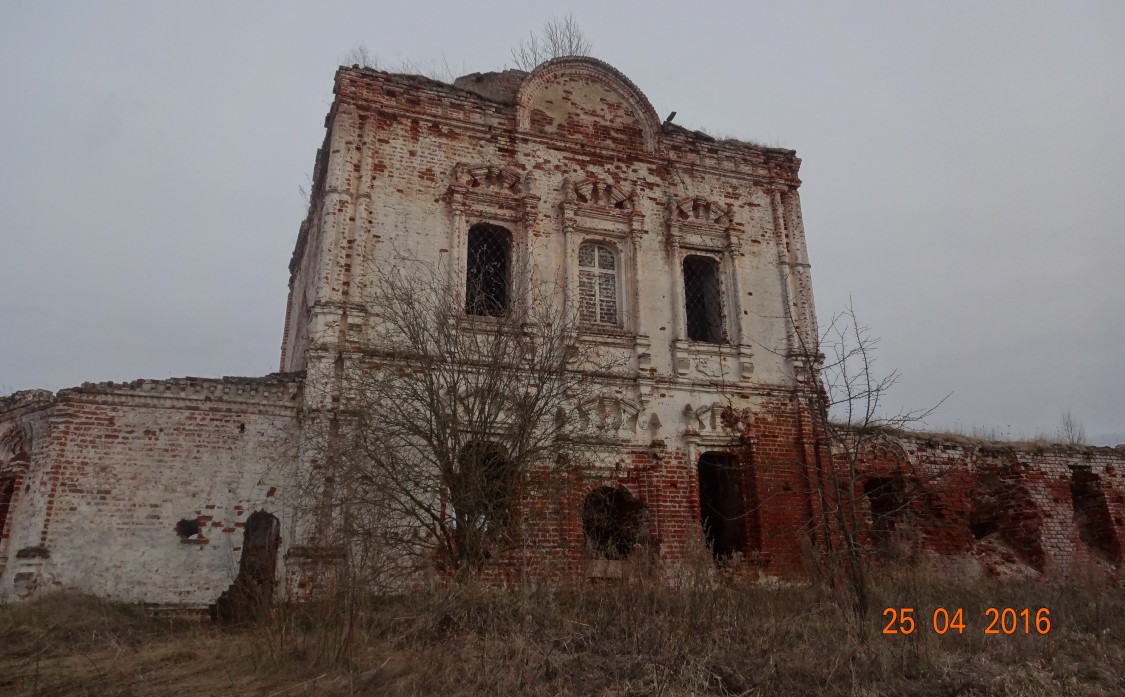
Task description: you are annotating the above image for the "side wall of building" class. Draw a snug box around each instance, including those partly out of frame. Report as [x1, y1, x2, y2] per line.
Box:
[0, 376, 302, 607]
[853, 433, 1125, 578]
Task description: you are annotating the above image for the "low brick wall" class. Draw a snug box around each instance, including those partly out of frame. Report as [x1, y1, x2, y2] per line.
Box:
[0, 375, 301, 607]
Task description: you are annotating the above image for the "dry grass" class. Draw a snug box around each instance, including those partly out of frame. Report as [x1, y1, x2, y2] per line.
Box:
[2, 575, 1123, 696]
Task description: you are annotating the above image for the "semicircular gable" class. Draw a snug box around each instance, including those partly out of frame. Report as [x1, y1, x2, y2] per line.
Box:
[516, 57, 660, 153]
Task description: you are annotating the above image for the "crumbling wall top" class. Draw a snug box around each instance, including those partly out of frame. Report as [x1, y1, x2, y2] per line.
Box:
[0, 389, 55, 417]
[452, 69, 529, 105]
[54, 372, 305, 406]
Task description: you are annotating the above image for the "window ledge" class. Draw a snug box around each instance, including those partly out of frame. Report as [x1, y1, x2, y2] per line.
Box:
[672, 339, 741, 356]
[672, 341, 755, 380]
[579, 328, 637, 347]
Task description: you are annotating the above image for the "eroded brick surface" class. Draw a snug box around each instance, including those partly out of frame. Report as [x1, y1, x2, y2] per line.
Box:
[0, 377, 300, 606]
[2, 58, 1121, 605]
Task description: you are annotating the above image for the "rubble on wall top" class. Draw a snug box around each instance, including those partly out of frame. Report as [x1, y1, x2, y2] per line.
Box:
[452, 69, 529, 105]
[661, 121, 796, 156]
[57, 372, 304, 402]
[339, 59, 795, 162]
[856, 423, 1125, 458]
[341, 65, 495, 104]
[0, 389, 56, 414]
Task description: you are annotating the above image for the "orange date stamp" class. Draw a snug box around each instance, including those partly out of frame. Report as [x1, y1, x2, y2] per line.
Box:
[882, 607, 1051, 635]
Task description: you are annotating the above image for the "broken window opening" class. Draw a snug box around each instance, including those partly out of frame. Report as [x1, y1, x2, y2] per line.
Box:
[682, 255, 723, 344]
[970, 519, 998, 540]
[175, 518, 202, 539]
[1070, 465, 1119, 563]
[465, 223, 512, 317]
[0, 478, 14, 540]
[578, 242, 619, 326]
[697, 451, 746, 561]
[583, 486, 644, 560]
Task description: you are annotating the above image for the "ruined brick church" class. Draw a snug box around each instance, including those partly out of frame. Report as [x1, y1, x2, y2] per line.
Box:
[2, 58, 1122, 607]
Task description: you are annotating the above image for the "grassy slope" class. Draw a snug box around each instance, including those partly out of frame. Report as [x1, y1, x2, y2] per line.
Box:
[2, 576, 1122, 696]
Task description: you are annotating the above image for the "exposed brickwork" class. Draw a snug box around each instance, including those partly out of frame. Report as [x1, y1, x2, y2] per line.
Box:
[4, 57, 1119, 605]
[848, 433, 1125, 578]
[0, 376, 301, 606]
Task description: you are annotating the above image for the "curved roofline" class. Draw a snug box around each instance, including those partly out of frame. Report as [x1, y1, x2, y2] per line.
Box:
[515, 57, 661, 152]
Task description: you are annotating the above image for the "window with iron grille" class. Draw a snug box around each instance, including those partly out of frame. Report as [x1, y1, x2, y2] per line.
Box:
[577, 242, 619, 326]
[682, 254, 723, 343]
[465, 223, 511, 317]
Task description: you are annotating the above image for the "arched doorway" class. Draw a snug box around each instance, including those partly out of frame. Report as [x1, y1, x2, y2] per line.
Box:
[213, 511, 281, 623]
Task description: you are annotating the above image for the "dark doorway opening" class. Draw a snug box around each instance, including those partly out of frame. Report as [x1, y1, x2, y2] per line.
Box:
[697, 452, 746, 561]
[1070, 466, 1119, 562]
[863, 477, 904, 549]
[237, 511, 282, 600]
[213, 511, 281, 624]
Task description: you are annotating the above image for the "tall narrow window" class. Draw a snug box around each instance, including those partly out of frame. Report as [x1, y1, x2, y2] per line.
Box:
[465, 223, 512, 317]
[578, 242, 619, 326]
[683, 255, 723, 343]
[0, 478, 14, 540]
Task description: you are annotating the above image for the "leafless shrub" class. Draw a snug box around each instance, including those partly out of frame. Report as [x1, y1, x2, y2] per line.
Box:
[783, 298, 949, 615]
[293, 250, 626, 598]
[339, 43, 458, 82]
[511, 14, 593, 71]
[1058, 410, 1087, 445]
[341, 43, 378, 69]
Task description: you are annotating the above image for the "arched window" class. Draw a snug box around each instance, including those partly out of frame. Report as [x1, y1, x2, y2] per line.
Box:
[465, 223, 512, 317]
[682, 255, 723, 343]
[577, 242, 619, 326]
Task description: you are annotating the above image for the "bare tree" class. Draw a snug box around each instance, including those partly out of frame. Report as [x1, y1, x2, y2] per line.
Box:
[786, 299, 946, 614]
[297, 251, 624, 587]
[1058, 410, 1087, 445]
[511, 14, 593, 71]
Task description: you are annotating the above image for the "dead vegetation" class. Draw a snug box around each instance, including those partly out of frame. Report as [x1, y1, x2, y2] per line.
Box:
[2, 574, 1123, 696]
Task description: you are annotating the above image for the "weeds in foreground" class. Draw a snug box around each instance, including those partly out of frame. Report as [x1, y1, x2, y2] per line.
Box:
[1, 575, 1122, 696]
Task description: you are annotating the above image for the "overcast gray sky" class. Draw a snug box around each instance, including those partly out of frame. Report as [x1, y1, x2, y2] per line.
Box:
[1, 2, 1122, 443]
